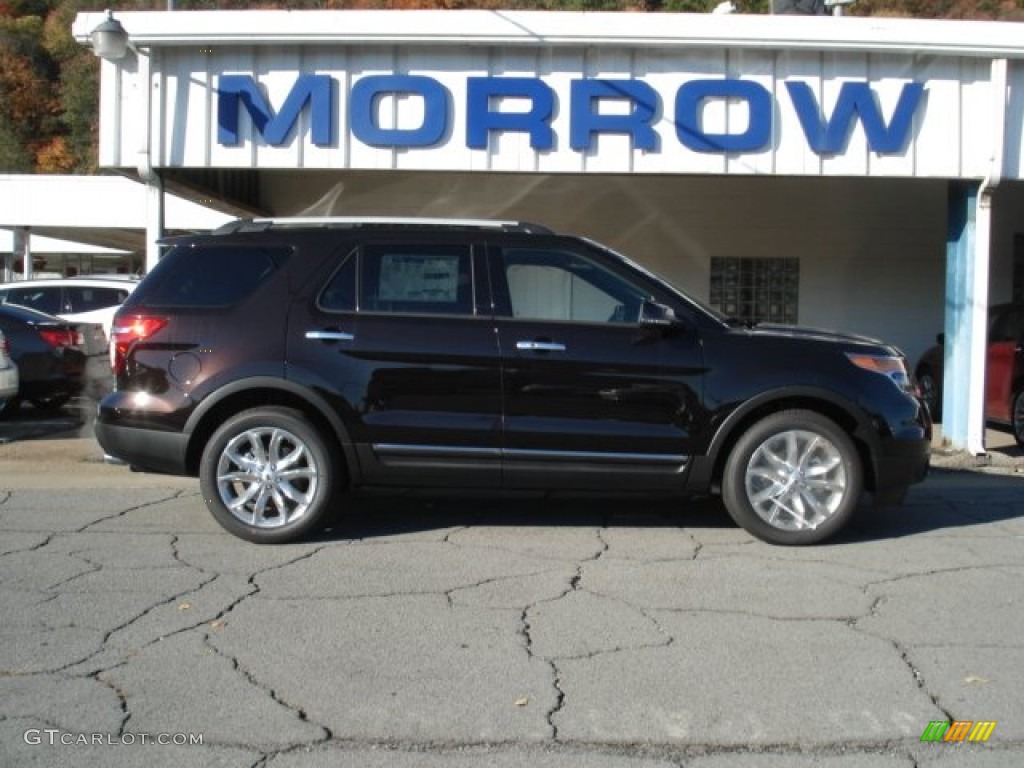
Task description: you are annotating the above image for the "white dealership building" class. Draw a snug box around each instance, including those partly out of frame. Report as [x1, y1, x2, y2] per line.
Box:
[70, 8, 1024, 453]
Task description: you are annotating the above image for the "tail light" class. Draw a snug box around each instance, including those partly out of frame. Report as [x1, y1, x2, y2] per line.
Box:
[110, 315, 168, 375]
[38, 328, 76, 348]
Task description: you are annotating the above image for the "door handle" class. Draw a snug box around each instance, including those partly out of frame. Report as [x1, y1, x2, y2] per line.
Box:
[516, 340, 566, 353]
[305, 330, 354, 342]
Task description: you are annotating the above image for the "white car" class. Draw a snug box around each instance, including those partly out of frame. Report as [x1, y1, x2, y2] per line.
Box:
[0, 276, 138, 341]
[0, 328, 18, 414]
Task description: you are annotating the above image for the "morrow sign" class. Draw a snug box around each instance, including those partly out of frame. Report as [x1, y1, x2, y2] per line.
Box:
[217, 74, 926, 156]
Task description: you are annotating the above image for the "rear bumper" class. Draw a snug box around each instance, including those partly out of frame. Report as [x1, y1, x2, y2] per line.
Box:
[94, 419, 191, 476]
[0, 364, 17, 400]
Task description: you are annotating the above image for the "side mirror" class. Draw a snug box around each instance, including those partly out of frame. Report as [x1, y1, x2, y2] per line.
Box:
[936, 332, 945, 345]
[639, 300, 680, 327]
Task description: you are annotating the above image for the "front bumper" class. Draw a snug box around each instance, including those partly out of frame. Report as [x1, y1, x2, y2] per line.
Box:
[869, 396, 932, 504]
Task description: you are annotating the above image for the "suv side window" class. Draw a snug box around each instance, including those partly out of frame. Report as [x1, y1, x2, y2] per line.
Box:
[141, 245, 290, 307]
[319, 252, 357, 312]
[497, 247, 648, 324]
[0, 286, 63, 315]
[360, 243, 473, 316]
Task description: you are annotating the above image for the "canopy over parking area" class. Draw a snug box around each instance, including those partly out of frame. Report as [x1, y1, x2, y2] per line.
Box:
[0, 175, 233, 281]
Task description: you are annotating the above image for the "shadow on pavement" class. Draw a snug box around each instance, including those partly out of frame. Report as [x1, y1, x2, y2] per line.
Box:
[0, 397, 98, 443]
[844, 468, 1024, 543]
[314, 492, 736, 544]
[307, 470, 1024, 546]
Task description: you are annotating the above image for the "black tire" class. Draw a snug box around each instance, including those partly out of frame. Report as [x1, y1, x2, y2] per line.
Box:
[916, 367, 941, 421]
[721, 410, 863, 545]
[0, 397, 19, 418]
[199, 406, 342, 544]
[1013, 389, 1024, 449]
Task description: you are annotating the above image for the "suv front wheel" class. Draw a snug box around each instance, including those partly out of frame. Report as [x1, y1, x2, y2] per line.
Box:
[199, 407, 341, 543]
[722, 410, 863, 545]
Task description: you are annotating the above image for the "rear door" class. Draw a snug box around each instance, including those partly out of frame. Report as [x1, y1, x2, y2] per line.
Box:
[288, 236, 502, 487]
[488, 238, 705, 491]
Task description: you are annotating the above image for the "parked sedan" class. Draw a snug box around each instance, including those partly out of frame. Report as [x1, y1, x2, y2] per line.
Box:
[0, 275, 138, 341]
[0, 329, 18, 412]
[915, 302, 1024, 446]
[0, 304, 90, 414]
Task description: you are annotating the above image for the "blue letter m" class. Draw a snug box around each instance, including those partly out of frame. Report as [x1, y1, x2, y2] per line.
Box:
[786, 80, 924, 155]
[218, 74, 333, 147]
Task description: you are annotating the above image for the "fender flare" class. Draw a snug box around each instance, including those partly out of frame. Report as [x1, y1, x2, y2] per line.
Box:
[689, 386, 878, 490]
[183, 376, 361, 483]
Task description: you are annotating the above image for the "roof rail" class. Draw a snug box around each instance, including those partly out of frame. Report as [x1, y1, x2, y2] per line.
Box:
[212, 216, 554, 236]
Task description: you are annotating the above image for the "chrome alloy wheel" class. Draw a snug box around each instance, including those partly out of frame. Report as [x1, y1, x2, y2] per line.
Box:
[744, 429, 847, 532]
[216, 427, 320, 528]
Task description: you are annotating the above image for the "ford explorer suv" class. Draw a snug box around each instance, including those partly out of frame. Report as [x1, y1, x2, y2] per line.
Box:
[94, 217, 931, 545]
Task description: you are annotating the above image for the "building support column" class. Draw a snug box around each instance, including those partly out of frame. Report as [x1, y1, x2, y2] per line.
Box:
[144, 172, 164, 274]
[136, 45, 163, 275]
[942, 182, 989, 455]
[13, 226, 31, 281]
[2, 232, 14, 283]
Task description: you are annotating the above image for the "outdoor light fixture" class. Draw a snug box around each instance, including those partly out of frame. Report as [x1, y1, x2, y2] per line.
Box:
[772, 0, 856, 13]
[824, 0, 857, 14]
[90, 9, 130, 60]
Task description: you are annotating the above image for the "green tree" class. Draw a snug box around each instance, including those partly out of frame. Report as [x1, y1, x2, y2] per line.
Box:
[43, 0, 99, 171]
[0, 111, 35, 172]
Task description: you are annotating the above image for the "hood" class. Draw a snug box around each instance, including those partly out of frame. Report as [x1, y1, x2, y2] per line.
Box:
[738, 322, 896, 352]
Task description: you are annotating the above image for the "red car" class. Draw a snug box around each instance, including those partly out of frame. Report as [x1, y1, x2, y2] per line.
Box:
[915, 303, 1024, 447]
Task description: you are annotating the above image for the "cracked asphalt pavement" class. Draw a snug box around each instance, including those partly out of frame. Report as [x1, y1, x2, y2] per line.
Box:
[1, 436, 1023, 767]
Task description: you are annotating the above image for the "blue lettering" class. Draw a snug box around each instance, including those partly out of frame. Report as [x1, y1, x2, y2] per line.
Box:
[350, 74, 449, 148]
[786, 81, 925, 155]
[675, 79, 773, 153]
[570, 79, 659, 151]
[217, 74, 332, 147]
[214, 73, 925, 159]
[466, 77, 555, 150]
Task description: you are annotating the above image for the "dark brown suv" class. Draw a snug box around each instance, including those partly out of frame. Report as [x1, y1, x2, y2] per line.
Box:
[95, 217, 931, 545]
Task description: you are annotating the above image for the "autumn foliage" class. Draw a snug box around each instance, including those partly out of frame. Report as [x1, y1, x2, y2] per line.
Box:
[0, 0, 1020, 174]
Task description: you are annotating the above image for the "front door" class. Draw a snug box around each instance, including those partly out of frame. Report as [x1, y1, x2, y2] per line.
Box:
[487, 240, 705, 491]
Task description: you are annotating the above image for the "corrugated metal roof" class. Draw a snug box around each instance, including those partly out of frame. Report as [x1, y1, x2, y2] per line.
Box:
[72, 9, 1024, 59]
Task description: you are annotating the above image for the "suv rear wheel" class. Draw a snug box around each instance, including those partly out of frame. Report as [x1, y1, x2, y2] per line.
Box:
[722, 410, 863, 545]
[199, 406, 341, 543]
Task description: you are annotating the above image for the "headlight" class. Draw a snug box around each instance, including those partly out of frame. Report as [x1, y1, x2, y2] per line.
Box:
[846, 353, 915, 394]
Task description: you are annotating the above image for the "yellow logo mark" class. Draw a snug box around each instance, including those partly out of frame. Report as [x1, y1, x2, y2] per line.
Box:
[968, 721, 997, 742]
